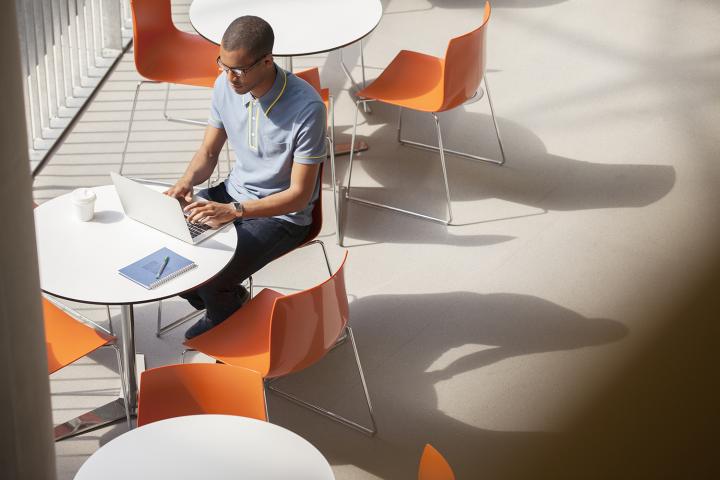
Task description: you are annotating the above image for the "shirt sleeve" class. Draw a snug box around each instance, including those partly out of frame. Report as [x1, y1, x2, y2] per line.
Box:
[208, 75, 224, 129]
[292, 101, 327, 165]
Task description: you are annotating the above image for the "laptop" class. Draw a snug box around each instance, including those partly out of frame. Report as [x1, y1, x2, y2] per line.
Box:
[110, 172, 230, 245]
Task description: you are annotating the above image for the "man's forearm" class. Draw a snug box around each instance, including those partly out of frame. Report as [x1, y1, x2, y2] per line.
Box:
[181, 146, 219, 186]
[239, 187, 312, 219]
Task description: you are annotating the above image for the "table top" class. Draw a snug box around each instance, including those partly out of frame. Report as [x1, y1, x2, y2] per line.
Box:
[189, 0, 383, 56]
[35, 184, 238, 305]
[74, 414, 335, 480]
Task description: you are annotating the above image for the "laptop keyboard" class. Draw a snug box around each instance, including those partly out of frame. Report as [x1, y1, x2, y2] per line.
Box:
[186, 220, 212, 238]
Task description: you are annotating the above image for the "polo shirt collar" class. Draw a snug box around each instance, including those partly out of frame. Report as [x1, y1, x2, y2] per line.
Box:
[242, 64, 288, 116]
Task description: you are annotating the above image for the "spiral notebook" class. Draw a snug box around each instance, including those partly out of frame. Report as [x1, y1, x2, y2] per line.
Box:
[118, 247, 196, 289]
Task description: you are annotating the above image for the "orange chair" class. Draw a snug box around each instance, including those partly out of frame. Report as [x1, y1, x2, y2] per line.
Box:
[44, 296, 131, 439]
[418, 444, 456, 480]
[183, 251, 376, 435]
[137, 363, 267, 426]
[346, 1, 505, 225]
[120, 0, 220, 175]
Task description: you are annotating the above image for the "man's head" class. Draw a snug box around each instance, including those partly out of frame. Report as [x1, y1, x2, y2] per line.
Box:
[218, 16, 275, 95]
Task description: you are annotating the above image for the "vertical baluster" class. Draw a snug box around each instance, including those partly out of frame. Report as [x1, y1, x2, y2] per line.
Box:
[54, 0, 71, 105]
[15, 1, 36, 154]
[75, 0, 89, 83]
[30, 0, 51, 136]
[39, 0, 60, 124]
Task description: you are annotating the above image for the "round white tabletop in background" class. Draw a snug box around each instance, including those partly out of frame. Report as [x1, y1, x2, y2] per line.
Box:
[73, 415, 335, 480]
[189, 0, 383, 55]
[35, 185, 238, 305]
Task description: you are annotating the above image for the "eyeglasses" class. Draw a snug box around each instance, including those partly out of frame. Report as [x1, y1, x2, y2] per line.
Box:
[216, 54, 269, 77]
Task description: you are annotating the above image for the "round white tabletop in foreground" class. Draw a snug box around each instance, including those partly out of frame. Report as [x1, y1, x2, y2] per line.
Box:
[189, 0, 383, 55]
[35, 185, 238, 305]
[74, 415, 335, 480]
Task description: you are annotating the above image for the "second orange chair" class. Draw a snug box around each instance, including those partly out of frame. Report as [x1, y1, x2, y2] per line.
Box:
[120, 0, 220, 175]
[346, 1, 505, 226]
[183, 251, 376, 435]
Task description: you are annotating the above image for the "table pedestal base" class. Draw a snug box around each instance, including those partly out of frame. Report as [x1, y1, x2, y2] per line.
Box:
[54, 398, 128, 441]
[54, 353, 146, 441]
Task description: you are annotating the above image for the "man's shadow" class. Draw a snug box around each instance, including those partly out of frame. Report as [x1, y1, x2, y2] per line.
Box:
[267, 291, 628, 479]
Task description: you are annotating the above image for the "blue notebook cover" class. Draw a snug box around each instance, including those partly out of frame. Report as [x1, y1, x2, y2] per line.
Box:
[118, 247, 196, 289]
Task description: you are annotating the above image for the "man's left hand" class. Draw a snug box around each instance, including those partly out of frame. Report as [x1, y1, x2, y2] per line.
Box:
[184, 201, 238, 228]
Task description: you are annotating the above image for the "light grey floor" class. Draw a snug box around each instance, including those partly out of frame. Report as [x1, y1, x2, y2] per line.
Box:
[39, 0, 720, 479]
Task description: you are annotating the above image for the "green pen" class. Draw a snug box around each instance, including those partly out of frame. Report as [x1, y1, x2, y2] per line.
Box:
[156, 256, 170, 279]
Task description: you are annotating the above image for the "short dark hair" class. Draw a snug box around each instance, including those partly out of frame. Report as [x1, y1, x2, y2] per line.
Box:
[221, 16, 274, 58]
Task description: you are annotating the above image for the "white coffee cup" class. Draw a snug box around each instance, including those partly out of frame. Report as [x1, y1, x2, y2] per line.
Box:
[72, 188, 97, 221]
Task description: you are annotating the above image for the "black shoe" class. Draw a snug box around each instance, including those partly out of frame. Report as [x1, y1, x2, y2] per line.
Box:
[184, 316, 215, 340]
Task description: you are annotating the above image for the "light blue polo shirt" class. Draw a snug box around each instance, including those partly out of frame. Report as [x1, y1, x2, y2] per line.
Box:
[208, 64, 326, 226]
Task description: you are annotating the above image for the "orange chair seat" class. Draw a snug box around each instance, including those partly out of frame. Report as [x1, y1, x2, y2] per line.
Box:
[43, 298, 114, 375]
[184, 288, 283, 376]
[358, 50, 445, 113]
[136, 31, 219, 88]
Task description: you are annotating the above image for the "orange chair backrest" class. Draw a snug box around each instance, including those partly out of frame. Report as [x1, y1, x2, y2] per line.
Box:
[440, 1, 491, 111]
[267, 251, 349, 377]
[294, 67, 327, 246]
[295, 67, 323, 93]
[418, 444, 456, 480]
[137, 363, 267, 426]
[130, 0, 175, 77]
[302, 160, 324, 245]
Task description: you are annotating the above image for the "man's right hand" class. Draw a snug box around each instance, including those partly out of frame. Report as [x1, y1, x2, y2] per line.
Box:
[164, 180, 194, 204]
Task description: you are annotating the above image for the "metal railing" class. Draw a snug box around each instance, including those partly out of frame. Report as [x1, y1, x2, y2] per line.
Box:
[16, 0, 133, 176]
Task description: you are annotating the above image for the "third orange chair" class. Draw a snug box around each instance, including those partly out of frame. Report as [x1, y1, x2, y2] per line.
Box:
[345, 1, 505, 227]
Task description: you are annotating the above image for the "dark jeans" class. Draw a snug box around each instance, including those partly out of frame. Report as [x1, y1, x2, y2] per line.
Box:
[179, 182, 310, 324]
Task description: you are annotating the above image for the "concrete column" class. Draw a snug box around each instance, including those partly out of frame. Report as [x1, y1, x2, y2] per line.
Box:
[0, 1, 57, 479]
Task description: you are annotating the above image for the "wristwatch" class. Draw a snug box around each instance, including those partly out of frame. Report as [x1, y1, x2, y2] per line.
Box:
[232, 201, 244, 218]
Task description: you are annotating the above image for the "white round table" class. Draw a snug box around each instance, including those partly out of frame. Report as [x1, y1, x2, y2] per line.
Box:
[189, 0, 383, 56]
[35, 184, 237, 434]
[74, 415, 336, 480]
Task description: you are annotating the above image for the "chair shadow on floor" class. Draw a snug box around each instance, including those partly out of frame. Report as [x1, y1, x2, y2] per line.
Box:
[266, 290, 628, 479]
[330, 101, 675, 245]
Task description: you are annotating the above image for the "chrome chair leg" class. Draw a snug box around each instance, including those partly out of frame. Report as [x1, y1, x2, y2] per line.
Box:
[340, 42, 372, 114]
[106, 305, 114, 336]
[120, 80, 158, 175]
[433, 113, 454, 224]
[346, 99, 374, 199]
[303, 239, 333, 276]
[483, 76, 507, 165]
[162, 82, 208, 127]
[156, 300, 162, 337]
[266, 325, 377, 436]
[328, 95, 341, 245]
[397, 77, 506, 166]
[346, 101, 452, 224]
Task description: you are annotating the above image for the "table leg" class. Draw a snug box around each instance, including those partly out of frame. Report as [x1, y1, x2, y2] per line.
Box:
[120, 304, 138, 410]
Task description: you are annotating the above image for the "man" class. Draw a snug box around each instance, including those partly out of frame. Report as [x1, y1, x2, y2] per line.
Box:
[165, 16, 326, 339]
